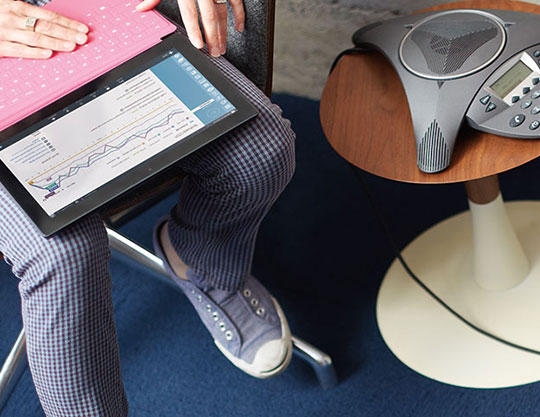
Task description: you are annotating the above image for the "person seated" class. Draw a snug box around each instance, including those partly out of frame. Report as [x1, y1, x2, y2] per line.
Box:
[0, 0, 296, 415]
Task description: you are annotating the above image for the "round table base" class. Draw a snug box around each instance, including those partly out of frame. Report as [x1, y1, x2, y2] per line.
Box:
[377, 201, 540, 388]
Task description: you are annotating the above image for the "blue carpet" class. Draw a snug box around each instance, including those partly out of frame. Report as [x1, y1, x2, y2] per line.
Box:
[3, 94, 540, 416]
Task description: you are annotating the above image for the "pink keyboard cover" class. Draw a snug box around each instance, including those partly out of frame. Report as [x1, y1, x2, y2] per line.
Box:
[0, 0, 176, 131]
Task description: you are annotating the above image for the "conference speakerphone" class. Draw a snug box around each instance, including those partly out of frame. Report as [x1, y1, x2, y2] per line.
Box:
[353, 9, 540, 173]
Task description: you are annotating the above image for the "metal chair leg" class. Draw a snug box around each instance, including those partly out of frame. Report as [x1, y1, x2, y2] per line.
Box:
[291, 335, 337, 389]
[107, 227, 338, 389]
[0, 329, 27, 412]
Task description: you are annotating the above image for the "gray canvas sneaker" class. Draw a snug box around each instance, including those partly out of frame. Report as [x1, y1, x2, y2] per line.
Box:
[153, 218, 292, 378]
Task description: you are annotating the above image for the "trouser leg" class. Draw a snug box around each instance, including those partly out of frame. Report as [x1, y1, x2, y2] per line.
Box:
[0, 186, 128, 417]
[168, 53, 296, 292]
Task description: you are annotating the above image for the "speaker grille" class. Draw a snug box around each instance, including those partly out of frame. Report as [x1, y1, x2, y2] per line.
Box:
[417, 120, 450, 173]
[400, 10, 506, 80]
[412, 20, 498, 75]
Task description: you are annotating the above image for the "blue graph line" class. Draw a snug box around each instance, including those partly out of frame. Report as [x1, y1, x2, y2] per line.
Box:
[30, 108, 186, 192]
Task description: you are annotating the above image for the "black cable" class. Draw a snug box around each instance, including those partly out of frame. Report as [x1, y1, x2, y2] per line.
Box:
[329, 47, 368, 74]
[349, 164, 540, 356]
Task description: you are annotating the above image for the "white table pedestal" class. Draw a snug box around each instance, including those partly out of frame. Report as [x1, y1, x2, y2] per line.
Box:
[377, 194, 540, 388]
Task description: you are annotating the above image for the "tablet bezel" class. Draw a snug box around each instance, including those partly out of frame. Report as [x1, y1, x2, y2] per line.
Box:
[0, 32, 258, 236]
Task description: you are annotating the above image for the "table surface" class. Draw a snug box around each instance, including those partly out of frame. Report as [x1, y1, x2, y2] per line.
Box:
[320, 0, 540, 184]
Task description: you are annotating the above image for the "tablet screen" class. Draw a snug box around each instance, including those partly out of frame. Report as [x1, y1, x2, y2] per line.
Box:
[0, 48, 236, 217]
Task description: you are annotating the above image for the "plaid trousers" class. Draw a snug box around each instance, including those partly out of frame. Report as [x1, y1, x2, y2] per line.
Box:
[1, 17, 295, 417]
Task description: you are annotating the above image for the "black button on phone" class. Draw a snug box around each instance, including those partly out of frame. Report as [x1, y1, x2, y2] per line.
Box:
[486, 102, 497, 112]
[510, 114, 526, 127]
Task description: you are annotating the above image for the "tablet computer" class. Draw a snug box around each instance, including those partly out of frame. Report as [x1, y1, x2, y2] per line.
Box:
[0, 32, 258, 236]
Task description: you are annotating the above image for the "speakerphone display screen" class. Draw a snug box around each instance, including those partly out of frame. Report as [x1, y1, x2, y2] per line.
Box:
[490, 61, 532, 98]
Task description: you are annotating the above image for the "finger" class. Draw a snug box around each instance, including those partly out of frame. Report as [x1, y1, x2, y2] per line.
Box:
[0, 40, 51, 59]
[9, 1, 88, 33]
[135, 0, 161, 12]
[197, 0, 221, 56]
[1, 28, 77, 52]
[34, 19, 87, 44]
[177, 0, 204, 49]
[215, 1, 227, 54]
[9, 15, 87, 45]
[228, 0, 244, 32]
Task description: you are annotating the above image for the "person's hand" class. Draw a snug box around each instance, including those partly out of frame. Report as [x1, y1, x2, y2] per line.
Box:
[135, 0, 245, 57]
[0, 0, 88, 59]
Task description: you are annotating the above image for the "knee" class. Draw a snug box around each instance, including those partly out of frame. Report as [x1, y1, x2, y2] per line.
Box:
[180, 97, 296, 205]
[9, 214, 110, 300]
[233, 101, 296, 196]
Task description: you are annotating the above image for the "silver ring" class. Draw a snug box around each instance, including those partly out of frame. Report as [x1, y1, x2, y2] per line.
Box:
[25, 16, 37, 32]
[214, 0, 227, 4]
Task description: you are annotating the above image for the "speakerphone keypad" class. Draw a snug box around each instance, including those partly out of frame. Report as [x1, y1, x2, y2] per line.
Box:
[468, 45, 540, 138]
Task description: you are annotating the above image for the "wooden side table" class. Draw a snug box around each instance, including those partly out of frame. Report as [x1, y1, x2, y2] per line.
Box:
[321, 0, 540, 388]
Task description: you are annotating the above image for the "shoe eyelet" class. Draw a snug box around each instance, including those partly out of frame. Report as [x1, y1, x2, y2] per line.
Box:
[212, 311, 219, 321]
[256, 307, 265, 316]
[206, 304, 212, 312]
[191, 289, 196, 295]
[218, 322, 226, 331]
[225, 330, 233, 340]
[197, 295, 202, 302]
[250, 298, 259, 307]
[243, 289, 251, 298]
